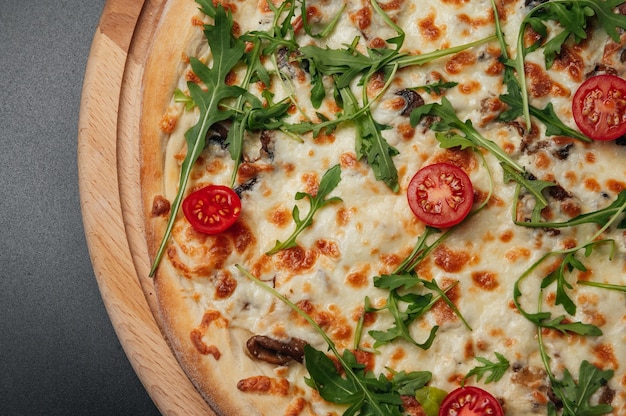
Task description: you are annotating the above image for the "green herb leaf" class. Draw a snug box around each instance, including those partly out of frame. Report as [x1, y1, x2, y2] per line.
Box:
[549, 360, 614, 416]
[340, 86, 400, 192]
[390, 370, 432, 396]
[266, 164, 342, 254]
[149, 5, 246, 276]
[366, 286, 439, 349]
[304, 346, 412, 416]
[513, 272, 603, 336]
[463, 353, 510, 385]
[502, 164, 553, 223]
[516, 189, 626, 228]
[498, 76, 592, 142]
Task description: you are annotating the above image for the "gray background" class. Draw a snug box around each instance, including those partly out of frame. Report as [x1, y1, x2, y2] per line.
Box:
[1, 0, 161, 414]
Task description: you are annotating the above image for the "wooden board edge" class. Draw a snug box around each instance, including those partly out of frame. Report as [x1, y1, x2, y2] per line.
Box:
[77, 0, 213, 414]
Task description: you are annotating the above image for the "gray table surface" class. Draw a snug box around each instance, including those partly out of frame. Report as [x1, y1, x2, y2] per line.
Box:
[1, 1, 161, 414]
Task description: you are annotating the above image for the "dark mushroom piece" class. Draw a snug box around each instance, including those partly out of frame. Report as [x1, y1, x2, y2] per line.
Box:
[246, 335, 308, 365]
[396, 89, 424, 117]
[206, 122, 230, 149]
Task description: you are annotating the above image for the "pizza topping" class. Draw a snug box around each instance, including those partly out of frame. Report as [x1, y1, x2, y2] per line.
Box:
[438, 386, 504, 416]
[246, 335, 308, 365]
[182, 185, 241, 234]
[572, 74, 626, 141]
[407, 163, 474, 228]
[396, 89, 425, 117]
[150, 195, 170, 217]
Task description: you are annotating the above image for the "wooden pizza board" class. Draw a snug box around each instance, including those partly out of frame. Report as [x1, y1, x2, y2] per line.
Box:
[78, 0, 215, 414]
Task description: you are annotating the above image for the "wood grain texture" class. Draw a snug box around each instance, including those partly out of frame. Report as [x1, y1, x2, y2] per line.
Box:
[78, 0, 215, 414]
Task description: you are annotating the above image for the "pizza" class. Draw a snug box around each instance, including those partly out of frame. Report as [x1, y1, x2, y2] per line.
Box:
[139, 0, 626, 414]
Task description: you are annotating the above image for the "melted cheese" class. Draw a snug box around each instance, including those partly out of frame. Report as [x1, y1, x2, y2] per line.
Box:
[156, 0, 626, 414]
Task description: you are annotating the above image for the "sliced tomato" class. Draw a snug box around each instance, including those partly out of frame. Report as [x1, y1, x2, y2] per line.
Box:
[407, 163, 473, 228]
[438, 386, 504, 416]
[572, 74, 626, 141]
[182, 185, 241, 234]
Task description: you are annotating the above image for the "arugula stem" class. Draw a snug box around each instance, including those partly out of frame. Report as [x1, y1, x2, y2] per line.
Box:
[578, 280, 626, 292]
[394, 35, 497, 68]
[370, 0, 405, 48]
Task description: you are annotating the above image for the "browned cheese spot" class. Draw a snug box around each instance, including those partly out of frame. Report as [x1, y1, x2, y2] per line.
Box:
[159, 113, 177, 133]
[418, 13, 443, 42]
[236, 376, 290, 396]
[471, 271, 499, 291]
[275, 246, 318, 274]
[592, 343, 618, 370]
[189, 310, 228, 358]
[433, 245, 470, 273]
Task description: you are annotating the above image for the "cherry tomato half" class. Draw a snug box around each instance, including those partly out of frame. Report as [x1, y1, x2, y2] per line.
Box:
[407, 163, 473, 228]
[572, 74, 626, 141]
[438, 386, 504, 416]
[182, 185, 241, 234]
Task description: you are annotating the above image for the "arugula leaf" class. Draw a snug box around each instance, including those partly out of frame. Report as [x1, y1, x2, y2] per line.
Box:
[389, 370, 432, 396]
[515, 189, 626, 228]
[421, 278, 471, 330]
[300, 44, 395, 91]
[266, 164, 342, 254]
[498, 73, 591, 142]
[224, 40, 268, 186]
[463, 353, 510, 385]
[305, 346, 434, 416]
[194, 0, 218, 18]
[548, 360, 614, 416]
[149, 5, 246, 276]
[502, 164, 554, 222]
[366, 286, 439, 350]
[366, 271, 469, 349]
[339, 86, 400, 192]
[300, 1, 344, 38]
[526, 0, 626, 68]
[541, 252, 583, 316]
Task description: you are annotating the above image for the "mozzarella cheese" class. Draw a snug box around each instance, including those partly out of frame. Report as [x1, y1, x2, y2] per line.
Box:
[152, 0, 626, 414]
